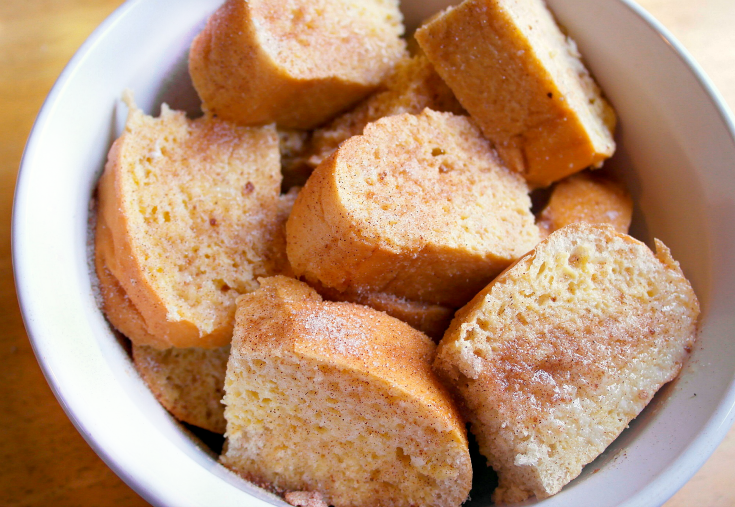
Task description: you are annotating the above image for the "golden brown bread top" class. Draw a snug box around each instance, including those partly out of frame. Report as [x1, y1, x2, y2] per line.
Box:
[225, 275, 472, 506]
[537, 171, 633, 238]
[233, 276, 461, 422]
[189, 0, 407, 129]
[434, 222, 699, 501]
[286, 109, 539, 307]
[94, 216, 160, 345]
[95, 99, 282, 348]
[415, 0, 616, 187]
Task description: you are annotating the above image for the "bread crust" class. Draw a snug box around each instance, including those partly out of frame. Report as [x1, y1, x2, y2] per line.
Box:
[434, 223, 699, 502]
[286, 109, 539, 308]
[537, 171, 633, 238]
[221, 276, 472, 507]
[95, 101, 281, 348]
[416, 0, 616, 187]
[189, 0, 407, 129]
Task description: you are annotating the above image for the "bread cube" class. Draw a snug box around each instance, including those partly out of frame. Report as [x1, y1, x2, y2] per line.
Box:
[434, 223, 699, 502]
[221, 276, 472, 507]
[537, 171, 633, 238]
[416, 0, 616, 187]
[95, 98, 282, 348]
[189, 0, 407, 129]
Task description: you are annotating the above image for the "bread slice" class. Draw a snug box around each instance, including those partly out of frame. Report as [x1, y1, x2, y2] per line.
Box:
[415, 0, 616, 187]
[305, 54, 465, 170]
[97, 228, 230, 433]
[189, 0, 407, 129]
[96, 182, 295, 432]
[132, 344, 230, 434]
[310, 281, 455, 341]
[286, 109, 539, 308]
[95, 98, 281, 349]
[433, 223, 699, 502]
[221, 276, 472, 507]
[537, 171, 632, 238]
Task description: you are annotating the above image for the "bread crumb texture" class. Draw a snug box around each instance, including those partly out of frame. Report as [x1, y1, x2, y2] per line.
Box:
[416, 0, 616, 187]
[537, 170, 633, 238]
[286, 109, 539, 308]
[311, 280, 456, 341]
[434, 223, 699, 502]
[305, 54, 465, 170]
[221, 276, 472, 507]
[95, 100, 282, 348]
[133, 344, 230, 433]
[285, 490, 329, 507]
[189, 0, 407, 129]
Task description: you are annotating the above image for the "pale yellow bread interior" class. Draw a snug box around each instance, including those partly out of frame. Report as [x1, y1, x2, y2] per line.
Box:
[189, 0, 407, 129]
[434, 222, 699, 502]
[537, 170, 633, 238]
[286, 109, 539, 308]
[221, 276, 472, 507]
[95, 99, 281, 349]
[415, 0, 616, 187]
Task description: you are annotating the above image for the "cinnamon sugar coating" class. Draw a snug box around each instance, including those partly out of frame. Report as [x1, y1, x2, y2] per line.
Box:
[537, 171, 633, 238]
[221, 276, 472, 507]
[286, 109, 539, 308]
[416, 0, 616, 187]
[189, 0, 407, 129]
[434, 223, 699, 502]
[95, 99, 282, 349]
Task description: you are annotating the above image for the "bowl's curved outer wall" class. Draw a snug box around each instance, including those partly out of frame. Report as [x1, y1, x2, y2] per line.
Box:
[12, 0, 735, 506]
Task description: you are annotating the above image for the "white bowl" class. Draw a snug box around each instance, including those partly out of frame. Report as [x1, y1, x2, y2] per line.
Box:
[13, 0, 735, 506]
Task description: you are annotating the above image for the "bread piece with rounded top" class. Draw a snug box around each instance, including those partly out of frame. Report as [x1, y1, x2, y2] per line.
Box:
[415, 0, 616, 187]
[189, 0, 407, 129]
[287, 109, 540, 308]
[537, 171, 633, 238]
[434, 223, 699, 502]
[95, 97, 281, 349]
[305, 54, 465, 170]
[221, 276, 472, 507]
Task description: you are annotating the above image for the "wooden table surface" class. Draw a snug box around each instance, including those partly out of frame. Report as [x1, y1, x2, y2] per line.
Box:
[1, 1, 734, 506]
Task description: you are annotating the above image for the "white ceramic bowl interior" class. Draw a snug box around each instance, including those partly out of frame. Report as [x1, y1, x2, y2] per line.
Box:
[13, 0, 735, 506]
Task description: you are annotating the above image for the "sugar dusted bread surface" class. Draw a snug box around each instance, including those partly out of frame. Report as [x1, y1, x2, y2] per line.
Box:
[189, 0, 407, 129]
[95, 98, 282, 349]
[433, 223, 699, 503]
[415, 0, 616, 187]
[305, 54, 465, 169]
[537, 171, 633, 238]
[133, 345, 230, 434]
[310, 280, 455, 341]
[221, 276, 472, 507]
[286, 109, 540, 308]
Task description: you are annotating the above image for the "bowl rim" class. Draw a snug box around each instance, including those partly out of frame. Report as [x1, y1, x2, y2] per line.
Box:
[12, 0, 735, 506]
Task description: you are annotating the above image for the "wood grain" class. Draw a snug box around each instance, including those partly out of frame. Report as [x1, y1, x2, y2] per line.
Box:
[0, 0, 733, 506]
